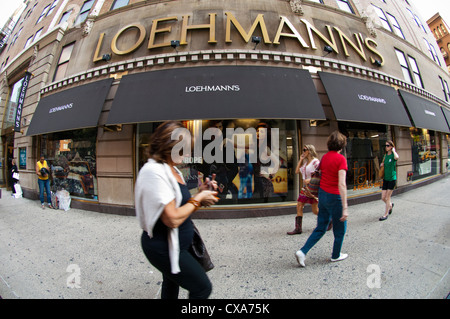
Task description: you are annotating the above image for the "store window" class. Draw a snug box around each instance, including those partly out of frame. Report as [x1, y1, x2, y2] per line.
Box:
[40, 128, 98, 200]
[339, 122, 390, 196]
[446, 135, 450, 170]
[138, 119, 298, 205]
[410, 128, 439, 180]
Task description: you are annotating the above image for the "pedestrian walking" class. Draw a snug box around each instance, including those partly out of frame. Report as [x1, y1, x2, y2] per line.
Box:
[11, 158, 19, 195]
[379, 140, 399, 221]
[135, 121, 219, 299]
[36, 155, 53, 209]
[295, 131, 349, 267]
[287, 144, 320, 235]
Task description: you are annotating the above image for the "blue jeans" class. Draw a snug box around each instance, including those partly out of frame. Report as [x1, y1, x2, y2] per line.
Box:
[238, 175, 253, 199]
[300, 188, 347, 259]
[38, 179, 51, 205]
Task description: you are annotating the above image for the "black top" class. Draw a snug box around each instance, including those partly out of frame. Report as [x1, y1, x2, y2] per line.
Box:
[150, 183, 194, 251]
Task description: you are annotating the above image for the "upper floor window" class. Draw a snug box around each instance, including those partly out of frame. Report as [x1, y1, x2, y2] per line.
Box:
[336, 0, 354, 14]
[111, 0, 129, 11]
[36, 5, 51, 24]
[406, 8, 427, 33]
[24, 35, 33, 49]
[33, 28, 44, 42]
[424, 38, 442, 66]
[75, 0, 95, 25]
[395, 49, 413, 84]
[9, 27, 23, 48]
[22, 3, 38, 24]
[46, 0, 59, 17]
[53, 43, 75, 82]
[59, 10, 73, 25]
[439, 76, 450, 102]
[373, 5, 392, 32]
[407, 56, 424, 88]
[386, 13, 405, 39]
[396, 49, 424, 88]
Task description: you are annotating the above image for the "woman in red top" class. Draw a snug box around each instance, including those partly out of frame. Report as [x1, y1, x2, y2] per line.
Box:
[296, 131, 349, 267]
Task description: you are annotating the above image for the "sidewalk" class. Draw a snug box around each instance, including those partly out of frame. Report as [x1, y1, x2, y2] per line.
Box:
[0, 177, 449, 299]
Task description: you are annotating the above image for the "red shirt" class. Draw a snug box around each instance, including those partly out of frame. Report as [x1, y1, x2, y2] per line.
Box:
[319, 151, 347, 195]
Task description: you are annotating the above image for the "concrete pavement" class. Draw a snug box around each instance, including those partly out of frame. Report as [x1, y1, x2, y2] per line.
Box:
[0, 176, 449, 299]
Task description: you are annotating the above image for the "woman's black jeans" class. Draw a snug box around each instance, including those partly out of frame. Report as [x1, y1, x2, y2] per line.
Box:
[141, 231, 212, 299]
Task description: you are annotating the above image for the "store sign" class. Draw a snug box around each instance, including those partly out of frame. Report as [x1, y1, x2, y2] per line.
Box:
[49, 103, 74, 113]
[185, 84, 240, 93]
[14, 71, 32, 132]
[424, 110, 436, 117]
[357, 94, 387, 104]
[93, 12, 384, 66]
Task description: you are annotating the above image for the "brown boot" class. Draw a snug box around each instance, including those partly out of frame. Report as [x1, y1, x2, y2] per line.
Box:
[287, 216, 303, 235]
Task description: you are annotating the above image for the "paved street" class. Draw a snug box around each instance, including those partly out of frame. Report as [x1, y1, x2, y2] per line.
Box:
[0, 176, 449, 299]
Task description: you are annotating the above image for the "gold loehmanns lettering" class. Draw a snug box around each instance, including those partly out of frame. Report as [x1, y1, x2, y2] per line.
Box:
[185, 84, 240, 93]
[93, 12, 384, 66]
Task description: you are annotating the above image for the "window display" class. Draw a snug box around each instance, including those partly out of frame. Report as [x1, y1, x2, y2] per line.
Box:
[40, 128, 98, 200]
[447, 135, 450, 170]
[410, 128, 439, 180]
[138, 119, 297, 205]
[339, 122, 389, 196]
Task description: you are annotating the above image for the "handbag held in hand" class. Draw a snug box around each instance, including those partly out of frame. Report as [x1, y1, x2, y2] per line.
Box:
[303, 161, 321, 200]
[189, 223, 214, 272]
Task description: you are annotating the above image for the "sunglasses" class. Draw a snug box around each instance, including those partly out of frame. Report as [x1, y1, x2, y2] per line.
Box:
[385, 144, 391, 147]
[303, 148, 308, 152]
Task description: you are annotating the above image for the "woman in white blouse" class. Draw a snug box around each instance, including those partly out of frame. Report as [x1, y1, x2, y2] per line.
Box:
[287, 144, 320, 235]
[135, 121, 219, 299]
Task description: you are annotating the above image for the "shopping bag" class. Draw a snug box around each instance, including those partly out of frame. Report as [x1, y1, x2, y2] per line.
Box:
[56, 190, 71, 211]
[14, 183, 23, 198]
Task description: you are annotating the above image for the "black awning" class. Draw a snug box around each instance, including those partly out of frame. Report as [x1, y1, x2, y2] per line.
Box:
[442, 107, 450, 132]
[27, 78, 114, 136]
[106, 66, 325, 125]
[399, 90, 450, 133]
[318, 72, 412, 127]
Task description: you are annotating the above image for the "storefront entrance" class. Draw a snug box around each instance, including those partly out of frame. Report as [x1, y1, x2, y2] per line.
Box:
[1, 130, 14, 190]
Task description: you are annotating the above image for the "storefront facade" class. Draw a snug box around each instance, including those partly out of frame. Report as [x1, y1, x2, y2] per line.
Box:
[1, 0, 449, 217]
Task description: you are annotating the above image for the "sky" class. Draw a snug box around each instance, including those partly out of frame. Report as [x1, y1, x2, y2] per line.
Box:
[0, 0, 449, 32]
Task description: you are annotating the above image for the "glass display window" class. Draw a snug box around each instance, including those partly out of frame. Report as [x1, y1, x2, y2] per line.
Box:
[446, 134, 450, 170]
[40, 128, 98, 200]
[137, 119, 298, 205]
[410, 128, 439, 180]
[339, 122, 390, 196]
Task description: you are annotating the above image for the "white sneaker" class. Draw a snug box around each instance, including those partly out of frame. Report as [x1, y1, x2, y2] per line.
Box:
[295, 250, 306, 267]
[331, 253, 348, 262]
